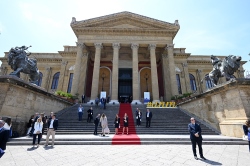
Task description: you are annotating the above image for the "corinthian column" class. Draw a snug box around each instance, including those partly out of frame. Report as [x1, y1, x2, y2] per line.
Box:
[166, 44, 178, 96]
[131, 43, 141, 104]
[71, 42, 85, 96]
[110, 43, 120, 104]
[89, 43, 102, 103]
[57, 60, 68, 91]
[148, 44, 159, 102]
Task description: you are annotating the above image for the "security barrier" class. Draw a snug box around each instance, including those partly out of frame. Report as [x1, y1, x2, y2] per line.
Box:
[146, 101, 176, 108]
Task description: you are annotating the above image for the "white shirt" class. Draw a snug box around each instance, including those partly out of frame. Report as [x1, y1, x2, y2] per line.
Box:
[49, 119, 54, 128]
[147, 112, 149, 117]
[78, 107, 83, 112]
[33, 122, 43, 134]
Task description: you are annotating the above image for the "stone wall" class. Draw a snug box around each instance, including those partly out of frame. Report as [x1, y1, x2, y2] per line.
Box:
[179, 78, 250, 138]
[0, 76, 73, 136]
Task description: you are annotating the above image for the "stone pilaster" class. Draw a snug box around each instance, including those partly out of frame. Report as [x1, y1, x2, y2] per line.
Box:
[131, 43, 141, 104]
[196, 69, 204, 93]
[110, 43, 120, 104]
[148, 44, 159, 102]
[89, 43, 102, 103]
[162, 54, 171, 101]
[182, 63, 191, 93]
[71, 42, 85, 96]
[166, 44, 178, 96]
[57, 60, 68, 91]
[41, 66, 52, 91]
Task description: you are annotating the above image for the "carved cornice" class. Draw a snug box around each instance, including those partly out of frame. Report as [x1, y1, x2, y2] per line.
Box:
[73, 28, 177, 37]
[61, 61, 68, 66]
[112, 43, 120, 49]
[174, 53, 191, 59]
[58, 51, 77, 57]
[131, 43, 139, 50]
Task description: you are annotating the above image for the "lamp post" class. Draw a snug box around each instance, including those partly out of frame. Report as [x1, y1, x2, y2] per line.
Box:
[144, 73, 149, 92]
[101, 72, 106, 91]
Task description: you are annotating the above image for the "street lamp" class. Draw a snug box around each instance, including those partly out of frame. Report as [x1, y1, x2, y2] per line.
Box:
[101, 72, 106, 91]
[144, 73, 149, 92]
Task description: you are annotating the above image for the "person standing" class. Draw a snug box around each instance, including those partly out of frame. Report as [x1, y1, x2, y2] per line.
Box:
[78, 104, 84, 121]
[188, 117, 206, 160]
[146, 109, 152, 128]
[82, 94, 85, 103]
[40, 113, 46, 135]
[103, 98, 107, 109]
[136, 110, 142, 127]
[87, 107, 94, 123]
[93, 114, 100, 135]
[27, 115, 34, 136]
[114, 114, 120, 135]
[0, 120, 10, 158]
[100, 113, 108, 136]
[4, 117, 12, 139]
[32, 118, 43, 147]
[45, 115, 58, 147]
[243, 120, 250, 152]
[95, 97, 99, 107]
[122, 113, 129, 135]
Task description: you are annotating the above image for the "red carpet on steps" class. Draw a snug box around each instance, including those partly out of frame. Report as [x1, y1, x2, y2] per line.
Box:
[112, 103, 141, 145]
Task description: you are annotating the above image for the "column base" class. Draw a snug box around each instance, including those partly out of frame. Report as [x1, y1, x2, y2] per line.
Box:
[131, 100, 142, 104]
[109, 100, 120, 105]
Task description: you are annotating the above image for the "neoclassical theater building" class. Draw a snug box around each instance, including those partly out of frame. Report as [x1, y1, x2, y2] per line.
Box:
[0, 12, 245, 104]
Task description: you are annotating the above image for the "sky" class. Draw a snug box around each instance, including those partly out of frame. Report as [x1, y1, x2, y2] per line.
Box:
[0, 0, 250, 74]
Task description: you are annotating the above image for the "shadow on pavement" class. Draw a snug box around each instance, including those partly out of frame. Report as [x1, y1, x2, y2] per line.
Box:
[200, 159, 222, 165]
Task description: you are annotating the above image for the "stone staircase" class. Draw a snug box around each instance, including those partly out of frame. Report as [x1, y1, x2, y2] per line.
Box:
[7, 104, 248, 145]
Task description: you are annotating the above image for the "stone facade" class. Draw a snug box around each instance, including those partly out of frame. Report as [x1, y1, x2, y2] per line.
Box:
[179, 79, 250, 137]
[0, 76, 73, 135]
[0, 12, 246, 103]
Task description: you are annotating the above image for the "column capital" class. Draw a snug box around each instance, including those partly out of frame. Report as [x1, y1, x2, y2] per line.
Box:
[148, 44, 156, 50]
[112, 43, 120, 49]
[131, 43, 139, 50]
[61, 60, 68, 66]
[162, 54, 168, 58]
[94, 43, 103, 49]
[165, 44, 174, 50]
[45, 66, 52, 71]
[76, 42, 86, 49]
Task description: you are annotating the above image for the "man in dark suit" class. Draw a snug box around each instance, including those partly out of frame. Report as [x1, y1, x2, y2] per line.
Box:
[45, 115, 58, 147]
[0, 120, 10, 158]
[93, 114, 100, 135]
[87, 107, 93, 123]
[188, 117, 206, 160]
[146, 109, 152, 128]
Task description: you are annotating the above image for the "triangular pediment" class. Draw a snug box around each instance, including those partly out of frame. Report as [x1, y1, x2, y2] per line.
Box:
[71, 11, 179, 30]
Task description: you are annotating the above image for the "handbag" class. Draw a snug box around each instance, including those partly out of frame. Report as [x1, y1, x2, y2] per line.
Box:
[36, 131, 41, 134]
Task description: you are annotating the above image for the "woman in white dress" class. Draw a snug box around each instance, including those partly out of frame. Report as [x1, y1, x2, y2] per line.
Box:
[32, 118, 43, 147]
[100, 113, 109, 136]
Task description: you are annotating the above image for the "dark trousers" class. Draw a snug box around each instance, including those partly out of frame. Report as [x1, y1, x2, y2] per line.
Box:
[78, 112, 83, 121]
[248, 141, 250, 152]
[87, 115, 92, 122]
[94, 125, 98, 135]
[191, 139, 203, 157]
[33, 133, 42, 145]
[146, 118, 151, 127]
[136, 118, 141, 126]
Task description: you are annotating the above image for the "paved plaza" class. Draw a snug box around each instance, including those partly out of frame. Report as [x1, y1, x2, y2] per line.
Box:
[1, 144, 249, 166]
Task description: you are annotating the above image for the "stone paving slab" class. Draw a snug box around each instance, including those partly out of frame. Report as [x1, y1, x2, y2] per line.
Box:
[1, 145, 249, 166]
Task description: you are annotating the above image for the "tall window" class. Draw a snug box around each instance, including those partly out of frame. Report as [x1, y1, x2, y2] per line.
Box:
[176, 74, 182, 94]
[67, 73, 74, 93]
[189, 73, 197, 91]
[51, 72, 60, 90]
[205, 74, 214, 89]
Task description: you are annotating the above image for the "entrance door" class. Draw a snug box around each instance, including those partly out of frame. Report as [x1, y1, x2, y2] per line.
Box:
[118, 68, 132, 103]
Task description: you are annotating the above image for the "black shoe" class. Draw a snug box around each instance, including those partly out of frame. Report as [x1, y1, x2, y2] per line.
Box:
[194, 156, 198, 160]
[200, 156, 206, 160]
